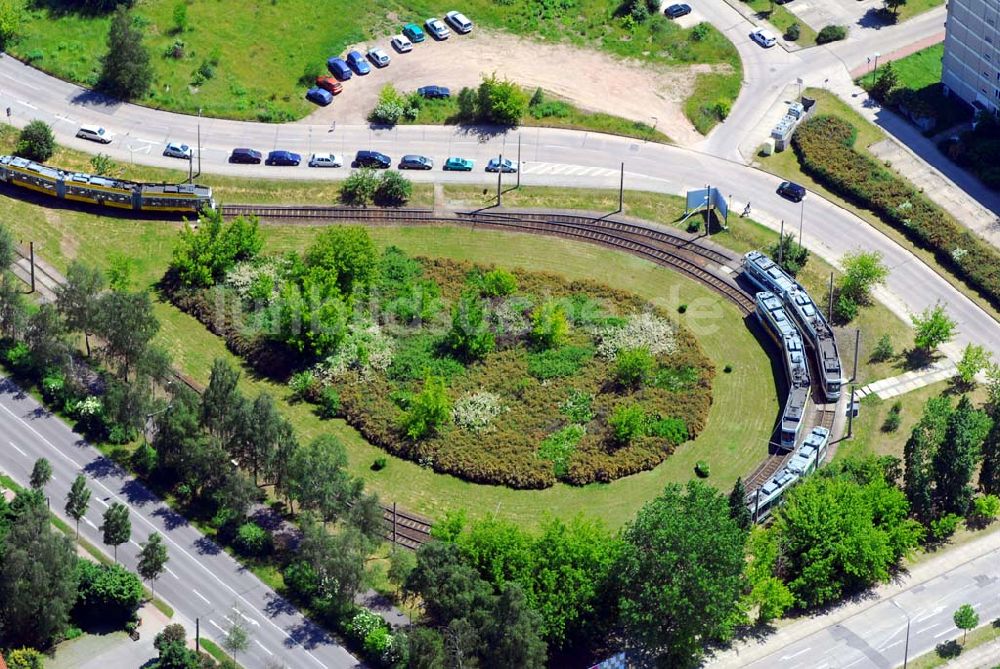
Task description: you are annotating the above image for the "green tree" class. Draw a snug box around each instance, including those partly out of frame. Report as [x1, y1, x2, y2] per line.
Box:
[615, 346, 654, 388]
[374, 170, 413, 206]
[171, 0, 187, 32]
[339, 168, 381, 206]
[839, 250, 888, 306]
[200, 358, 245, 442]
[402, 374, 452, 440]
[933, 395, 992, 517]
[26, 303, 69, 372]
[65, 474, 91, 539]
[609, 402, 646, 445]
[408, 626, 446, 669]
[407, 541, 495, 626]
[14, 119, 55, 162]
[904, 396, 953, 523]
[0, 492, 78, 648]
[0, 221, 13, 270]
[956, 343, 991, 386]
[446, 290, 495, 360]
[742, 526, 794, 624]
[29, 457, 52, 490]
[0, 0, 26, 49]
[170, 210, 262, 287]
[56, 261, 105, 357]
[769, 233, 810, 276]
[883, 0, 907, 17]
[0, 269, 28, 340]
[981, 415, 1000, 495]
[223, 603, 251, 660]
[774, 462, 923, 608]
[75, 561, 144, 623]
[972, 494, 1000, 525]
[99, 6, 153, 100]
[728, 476, 752, 531]
[5, 648, 45, 669]
[617, 481, 746, 667]
[105, 253, 134, 292]
[288, 434, 359, 522]
[530, 300, 569, 350]
[138, 532, 169, 599]
[954, 603, 979, 644]
[347, 491, 385, 546]
[101, 501, 131, 563]
[870, 61, 898, 101]
[477, 73, 528, 126]
[912, 303, 956, 353]
[236, 392, 286, 486]
[480, 584, 547, 669]
[388, 547, 417, 594]
[95, 290, 160, 381]
[456, 86, 477, 120]
[304, 225, 380, 297]
[871, 333, 895, 362]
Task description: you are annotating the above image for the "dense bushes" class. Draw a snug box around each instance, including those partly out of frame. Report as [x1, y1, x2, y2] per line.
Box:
[15, 120, 55, 163]
[793, 115, 1000, 309]
[816, 24, 847, 44]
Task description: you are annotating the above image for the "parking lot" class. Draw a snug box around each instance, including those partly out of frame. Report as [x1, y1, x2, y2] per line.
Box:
[304, 28, 731, 146]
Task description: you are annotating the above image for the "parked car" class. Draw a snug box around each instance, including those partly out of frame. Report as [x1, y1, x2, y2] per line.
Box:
[368, 47, 391, 68]
[353, 150, 391, 169]
[266, 150, 302, 166]
[163, 142, 192, 159]
[424, 17, 451, 40]
[750, 28, 777, 48]
[417, 85, 451, 99]
[77, 125, 113, 144]
[777, 181, 806, 202]
[402, 23, 426, 42]
[306, 87, 333, 106]
[445, 10, 473, 33]
[443, 156, 473, 171]
[327, 57, 352, 80]
[664, 3, 691, 18]
[485, 157, 517, 173]
[391, 34, 413, 53]
[229, 148, 262, 164]
[316, 76, 344, 94]
[346, 50, 371, 75]
[399, 154, 434, 170]
[308, 153, 343, 168]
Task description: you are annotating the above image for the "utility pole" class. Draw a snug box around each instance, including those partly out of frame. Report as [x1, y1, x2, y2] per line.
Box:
[516, 134, 522, 189]
[726, 193, 732, 228]
[705, 184, 712, 236]
[778, 220, 785, 265]
[847, 385, 856, 439]
[798, 198, 804, 247]
[196, 618, 200, 654]
[496, 153, 503, 207]
[618, 162, 624, 213]
[753, 487, 760, 524]
[827, 272, 835, 322]
[196, 108, 202, 179]
[28, 241, 35, 293]
[852, 328, 861, 382]
[392, 501, 398, 553]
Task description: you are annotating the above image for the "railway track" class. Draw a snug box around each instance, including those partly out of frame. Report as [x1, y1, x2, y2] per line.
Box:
[221, 205, 756, 315]
[382, 504, 433, 551]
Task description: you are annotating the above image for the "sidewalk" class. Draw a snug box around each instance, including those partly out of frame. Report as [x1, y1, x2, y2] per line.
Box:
[855, 358, 957, 400]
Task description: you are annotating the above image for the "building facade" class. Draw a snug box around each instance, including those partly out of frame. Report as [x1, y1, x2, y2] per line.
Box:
[942, 0, 1000, 114]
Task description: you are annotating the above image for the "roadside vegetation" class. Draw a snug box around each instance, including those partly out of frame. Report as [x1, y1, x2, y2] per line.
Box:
[739, 0, 818, 46]
[2, 0, 740, 125]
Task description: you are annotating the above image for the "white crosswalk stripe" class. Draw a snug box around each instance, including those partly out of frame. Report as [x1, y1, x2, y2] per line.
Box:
[520, 162, 618, 178]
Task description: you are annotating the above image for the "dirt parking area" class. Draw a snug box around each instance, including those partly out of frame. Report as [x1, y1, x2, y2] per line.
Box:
[303, 30, 729, 146]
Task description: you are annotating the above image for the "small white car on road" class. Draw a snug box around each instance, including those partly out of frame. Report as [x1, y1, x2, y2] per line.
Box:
[390, 34, 413, 53]
[308, 153, 343, 168]
[77, 125, 113, 144]
[750, 28, 777, 48]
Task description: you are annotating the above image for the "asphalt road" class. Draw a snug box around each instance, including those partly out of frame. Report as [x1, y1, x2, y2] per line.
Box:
[0, 377, 358, 669]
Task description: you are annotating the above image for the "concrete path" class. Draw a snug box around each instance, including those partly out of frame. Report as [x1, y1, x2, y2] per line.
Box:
[855, 359, 957, 400]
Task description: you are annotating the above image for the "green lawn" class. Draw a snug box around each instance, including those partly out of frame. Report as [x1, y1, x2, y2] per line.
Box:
[8, 0, 740, 124]
[893, 0, 946, 23]
[757, 88, 1000, 327]
[406, 95, 672, 144]
[886, 44, 945, 91]
[741, 0, 818, 46]
[685, 70, 745, 135]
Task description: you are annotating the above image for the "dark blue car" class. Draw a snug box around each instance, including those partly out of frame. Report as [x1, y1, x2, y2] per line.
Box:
[327, 57, 352, 80]
[266, 150, 302, 166]
[306, 87, 333, 106]
[346, 50, 371, 75]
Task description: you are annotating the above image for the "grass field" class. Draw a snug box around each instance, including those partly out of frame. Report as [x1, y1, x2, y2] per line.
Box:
[8, 0, 740, 125]
[757, 88, 1000, 326]
[893, 0, 946, 23]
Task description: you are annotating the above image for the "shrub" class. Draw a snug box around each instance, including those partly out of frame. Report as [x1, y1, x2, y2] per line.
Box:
[346, 610, 386, 645]
[374, 170, 412, 207]
[15, 120, 55, 162]
[691, 22, 711, 40]
[538, 424, 585, 477]
[871, 334, 894, 363]
[89, 153, 118, 176]
[816, 24, 847, 44]
[835, 293, 859, 322]
[452, 391, 505, 431]
[785, 22, 801, 41]
[401, 374, 451, 440]
[531, 300, 569, 349]
[480, 269, 518, 297]
[41, 371, 66, 404]
[477, 72, 527, 126]
[972, 495, 1000, 524]
[723, 364, 733, 373]
[648, 416, 688, 444]
[6, 648, 45, 669]
[234, 522, 271, 556]
[598, 313, 677, 359]
[615, 346, 655, 387]
[560, 389, 594, 423]
[695, 460, 710, 477]
[677, 303, 688, 314]
[316, 387, 341, 419]
[930, 513, 962, 541]
[340, 168, 381, 206]
[131, 442, 157, 476]
[372, 457, 387, 471]
[527, 346, 593, 380]
[289, 370, 319, 402]
[653, 365, 699, 391]
[881, 401, 902, 433]
[609, 402, 647, 445]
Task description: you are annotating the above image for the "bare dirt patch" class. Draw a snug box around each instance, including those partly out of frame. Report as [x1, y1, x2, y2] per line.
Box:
[302, 31, 728, 145]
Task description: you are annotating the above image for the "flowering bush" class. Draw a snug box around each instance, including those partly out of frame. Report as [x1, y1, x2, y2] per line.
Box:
[346, 610, 386, 645]
[318, 320, 394, 380]
[452, 391, 506, 431]
[597, 312, 677, 359]
[224, 259, 281, 302]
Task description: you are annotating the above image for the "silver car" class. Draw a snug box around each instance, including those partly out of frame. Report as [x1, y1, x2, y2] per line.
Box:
[390, 35, 413, 53]
[367, 47, 391, 68]
[424, 17, 451, 40]
[163, 142, 192, 159]
[308, 153, 343, 168]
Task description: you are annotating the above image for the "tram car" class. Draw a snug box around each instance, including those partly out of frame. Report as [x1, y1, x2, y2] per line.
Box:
[786, 289, 843, 401]
[0, 155, 214, 214]
[755, 291, 811, 450]
[743, 249, 799, 299]
[747, 425, 831, 523]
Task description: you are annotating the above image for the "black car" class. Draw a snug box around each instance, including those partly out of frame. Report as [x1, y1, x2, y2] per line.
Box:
[665, 3, 691, 18]
[399, 154, 434, 170]
[777, 181, 806, 202]
[417, 85, 451, 99]
[265, 150, 302, 166]
[353, 150, 392, 169]
[229, 148, 262, 164]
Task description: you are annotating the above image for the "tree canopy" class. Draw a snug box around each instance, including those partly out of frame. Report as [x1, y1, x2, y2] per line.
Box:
[98, 6, 152, 100]
[170, 211, 263, 288]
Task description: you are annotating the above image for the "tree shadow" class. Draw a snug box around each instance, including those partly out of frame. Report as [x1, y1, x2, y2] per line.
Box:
[263, 592, 297, 618]
[857, 7, 894, 29]
[193, 536, 221, 556]
[83, 456, 123, 480]
[68, 88, 122, 111]
[152, 506, 189, 530]
[285, 618, 331, 650]
[456, 123, 514, 143]
[120, 479, 158, 508]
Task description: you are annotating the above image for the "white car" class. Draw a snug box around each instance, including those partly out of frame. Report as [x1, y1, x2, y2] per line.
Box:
[750, 28, 777, 48]
[76, 125, 113, 144]
[445, 10, 473, 34]
[391, 34, 413, 53]
[367, 47, 391, 68]
[308, 153, 343, 168]
[163, 142, 192, 159]
[424, 17, 451, 40]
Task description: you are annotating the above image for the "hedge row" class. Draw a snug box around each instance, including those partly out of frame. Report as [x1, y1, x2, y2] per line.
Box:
[792, 115, 1000, 309]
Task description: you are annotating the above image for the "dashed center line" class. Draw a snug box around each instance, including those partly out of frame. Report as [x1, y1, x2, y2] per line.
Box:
[192, 589, 211, 605]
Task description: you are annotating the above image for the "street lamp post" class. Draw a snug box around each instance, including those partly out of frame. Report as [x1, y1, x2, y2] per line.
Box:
[870, 52, 881, 88]
[891, 600, 911, 669]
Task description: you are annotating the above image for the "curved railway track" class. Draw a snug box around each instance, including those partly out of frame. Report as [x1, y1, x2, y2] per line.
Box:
[744, 398, 838, 490]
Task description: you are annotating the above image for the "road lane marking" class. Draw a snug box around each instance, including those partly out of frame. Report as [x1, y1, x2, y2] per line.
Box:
[129, 539, 141, 547]
[0, 72, 38, 90]
[192, 589, 211, 605]
[134, 137, 162, 145]
[0, 394, 336, 669]
[16, 100, 37, 110]
[255, 639, 273, 655]
[83, 517, 98, 529]
[916, 624, 940, 635]
[934, 627, 955, 639]
[233, 607, 260, 627]
[881, 640, 902, 651]
[94, 497, 108, 508]
[8, 440, 26, 457]
[209, 618, 224, 633]
[780, 647, 811, 660]
[166, 566, 179, 580]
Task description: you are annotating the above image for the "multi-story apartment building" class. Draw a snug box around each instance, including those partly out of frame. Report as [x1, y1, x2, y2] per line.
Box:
[942, 0, 1000, 114]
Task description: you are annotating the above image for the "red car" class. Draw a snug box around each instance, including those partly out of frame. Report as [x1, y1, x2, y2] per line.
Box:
[316, 76, 344, 95]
